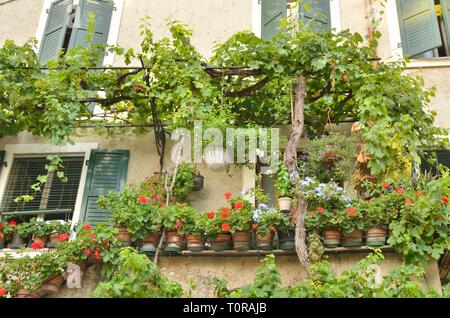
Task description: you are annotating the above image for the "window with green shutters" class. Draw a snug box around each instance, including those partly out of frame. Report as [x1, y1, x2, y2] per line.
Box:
[38, 0, 114, 65]
[79, 150, 129, 226]
[396, 0, 450, 58]
[299, 0, 331, 34]
[0, 156, 84, 221]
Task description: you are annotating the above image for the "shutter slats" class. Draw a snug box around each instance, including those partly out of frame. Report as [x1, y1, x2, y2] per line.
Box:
[80, 150, 129, 226]
[396, 0, 442, 57]
[299, 0, 331, 33]
[441, 0, 450, 49]
[261, 0, 287, 39]
[38, 0, 74, 64]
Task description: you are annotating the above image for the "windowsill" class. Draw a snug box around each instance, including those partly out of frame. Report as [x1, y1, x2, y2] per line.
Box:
[406, 57, 450, 69]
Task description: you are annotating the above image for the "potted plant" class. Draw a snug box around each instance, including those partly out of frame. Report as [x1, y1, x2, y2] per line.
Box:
[139, 205, 163, 255]
[363, 198, 389, 247]
[160, 203, 195, 253]
[10, 220, 30, 249]
[139, 174, 167, 205]
[275, 163, 293, 212]
[172, 163, 197, 202]
[227, 194, 254, 250]
[192, 172, 204, 192]
[252, 206, 289, 250]
[337, 203, 366, 247]
[278, 221, 296, 250]
[47, 220, 71, 248]
[27, 218, 52, 246]
[184, 210, 205, 251]
[203, 210, 232, 251]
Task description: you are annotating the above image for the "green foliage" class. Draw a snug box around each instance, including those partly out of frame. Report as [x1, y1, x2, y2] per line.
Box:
[275, 163, 292, 198]
[159, 203, 198, 236]
[252, 205, 290, 237]
[171, 163, 197, 202]
[307, 232, 325, 264]
[92, 247, 183, 298]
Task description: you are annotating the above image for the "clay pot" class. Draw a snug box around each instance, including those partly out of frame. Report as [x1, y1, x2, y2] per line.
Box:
[256, 233, 275, 250]
[9, 234, 26, 249]
[342, 229, 364, 247]
[0, 236, 5, 249]
[116, 225, 132, 246]
[209, 233, 232, 251]
[278, 197, 292, 212]
[322, 229, 341, 248]
[139, 232, 160, 254]
[366, 225, 387, 247]
[164, 231, 184, 253]
[192, 175, 204, 191]
[87, 254, 103, 265]
[32, 236, 48, 246]
[231, 231, 250, 251]
[278, 229, 295, 250]
[186, 234, 204, 251]
[16, 289, 40, 298]
[40, 275, 66, 295]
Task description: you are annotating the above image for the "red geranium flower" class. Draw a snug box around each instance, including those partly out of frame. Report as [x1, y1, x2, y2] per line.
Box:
[224, 192, 232, 200]
[233, 202, 244, 210]
[160, 204, 166, 209]
[268, 226, 276, 233]
[382, 182, 390, 189]
[8, 220, 16, 227]
[396, 188, 405, 194]
[441, 196, 449, 204]
[221, 223, 230, 232]
[84, 248, 92, 256]
[404, 199, 413, 205]
[207, 211, 215, 219]
[220, 211, 230, 219]
[317, 207, 325, 213]
[0, 287, 7, 298]
[88, 233, 96, 240]
[94, 250, 101, 260]
[0, 223, 4, 230]
[137, 196, 148, 204]
[59, 233, 69, 241]
[31, 241, 44, 251]
[83, 224, 91, 231]
[252, 224, 258, 230]
[347, 208, 357, 217]
[221, 207, 231, 213]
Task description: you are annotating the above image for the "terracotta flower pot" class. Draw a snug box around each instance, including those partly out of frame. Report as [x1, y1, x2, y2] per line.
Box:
[322, 229, 341, 248]
[9, 234, 26, 249]
[164, 230, 184, 253]
[231, 231, 250, 251]
[256, 233, 275, 250]
[278, 197, 292, 212]
[342, 229, 364, 247]
[16, 289, 40, 298]
[209, 233, 232, 251]
[139, 232, 160, 254]
[40, 274, 66, 295]
[186, 234, 204, 251]
[116, 225, 132, 246]
[87, 254, 103, 265]
[47, 233, 62, 248]
[366, 225, 387, 247]
[278, 229, 295, 250]
[33, 236, 48, 246]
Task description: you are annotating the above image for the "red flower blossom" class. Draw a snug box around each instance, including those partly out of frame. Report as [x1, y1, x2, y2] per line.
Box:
[404, 199, 413, 205]
[0, 223, 4, 230]
[224, 192, 232, 200]
[94, 250, 101, 260]
[396, 188, 405, 194]
[83, 224, 91, 231]
[8, 220, 16, 227]
[347, 208, 357, 217]
[233, 202, 244, 210]
[317, 207, 325, 213]
[207, 211, 215, 219]
[84, 248, 92, 256]
[221, 207, 231, 213]
[59, 233, 69, 241]
[308, 211, 315, 217]
[137, 196, 148, 204]
[31, 241, 44, 251]
[88, 233, 97, 240]
[382, 182, 390, 189]
[252, 224, 258, 230]
[220, 211, 230, 219]
[175, 220, 183, 231]
[159, 204, 166, 209]
[268, 226, 276, 233]
[221, 223, 230, 232]
[441, 196, 449, 204]
[0, 287, 7, 298]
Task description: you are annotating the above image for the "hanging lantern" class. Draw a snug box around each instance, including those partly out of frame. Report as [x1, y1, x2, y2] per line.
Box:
[203, 146, 231, 171]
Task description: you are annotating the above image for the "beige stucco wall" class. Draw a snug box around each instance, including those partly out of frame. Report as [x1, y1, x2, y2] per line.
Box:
[0, 129, 244, 212]
[50, 251, 442, 298]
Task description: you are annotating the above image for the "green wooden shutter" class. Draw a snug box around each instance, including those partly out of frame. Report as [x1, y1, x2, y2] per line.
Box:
[261, 0, 287, 39]
[79, 150, 129, 226]
[0, 151, 5, 175]
[396, 0, 442, 57]
[440, 0, 450, 50]
[68, 0, 113, 65]
[38, 0, 74, 64]
[299, 0, 331, 33]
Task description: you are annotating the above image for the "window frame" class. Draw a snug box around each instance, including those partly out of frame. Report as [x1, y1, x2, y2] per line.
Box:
[34, 0, 124, 66]
[0, 143, 98, 225]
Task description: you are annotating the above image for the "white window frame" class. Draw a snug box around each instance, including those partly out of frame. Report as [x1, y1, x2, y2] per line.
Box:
[34, 0, 124, 66]
[0, 143, 98, 226]
[252, 0, 342, 36]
